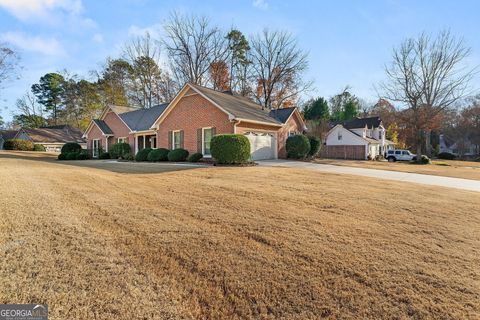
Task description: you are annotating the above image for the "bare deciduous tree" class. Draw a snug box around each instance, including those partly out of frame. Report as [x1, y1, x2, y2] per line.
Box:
[124, 32, 170, 107]
[379, 30, 476, 161]
[249, 29, 311, 110]
[163, 12, 228, 86]
[0, 43, 20, 96]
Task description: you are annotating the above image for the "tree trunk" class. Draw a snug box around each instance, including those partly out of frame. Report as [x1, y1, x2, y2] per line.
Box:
[416, 129, 423, 163]
[425, 130, 431, 157]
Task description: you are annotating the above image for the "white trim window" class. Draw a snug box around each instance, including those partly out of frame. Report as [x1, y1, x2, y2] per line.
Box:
[92, 139, 100, 158]
[338, 131, 343, 141]
[288, 130, 297, 137]
[202, 127, 213, 156]
[172, 130, 181, 150]
[117, 137, 127, 143]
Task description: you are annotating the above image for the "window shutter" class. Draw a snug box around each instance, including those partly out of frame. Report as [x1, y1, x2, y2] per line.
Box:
[180, 130, 184, 148]
[211, 127, 216, 136]
[168, 131, 172, 149]
[197, 128, 202, 153]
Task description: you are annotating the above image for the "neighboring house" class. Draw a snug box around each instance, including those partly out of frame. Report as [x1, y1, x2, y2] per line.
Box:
[439, 134, 478, 157]
[324, 116, 395, 160]
[0, 130, 18, 149]
[84, 83, 306, 160]
[15, 125, 86, 152]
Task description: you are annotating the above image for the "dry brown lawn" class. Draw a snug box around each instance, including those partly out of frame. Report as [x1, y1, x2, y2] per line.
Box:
[314, 158, 480, 181]
[1, 151, 479, 319]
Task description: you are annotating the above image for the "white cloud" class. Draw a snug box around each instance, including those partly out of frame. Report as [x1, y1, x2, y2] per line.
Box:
[253, 0, 268, 10]
[0, 0, 81, 21]
[0, 31, 65, 56]
[92, 33, 103, 43]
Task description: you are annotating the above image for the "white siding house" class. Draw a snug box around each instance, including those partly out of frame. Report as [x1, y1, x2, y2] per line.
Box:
[324, 117, 395, 160]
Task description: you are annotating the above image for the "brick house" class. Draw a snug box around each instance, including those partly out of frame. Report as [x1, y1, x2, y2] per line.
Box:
[84, 83, 306, 160]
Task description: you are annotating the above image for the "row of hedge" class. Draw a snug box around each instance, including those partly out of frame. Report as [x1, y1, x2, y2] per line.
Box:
[3, 139, 46, 151]
[135, 147, 203, 163]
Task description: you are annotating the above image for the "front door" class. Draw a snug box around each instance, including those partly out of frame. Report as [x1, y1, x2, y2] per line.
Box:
[92, 139, 100, 158]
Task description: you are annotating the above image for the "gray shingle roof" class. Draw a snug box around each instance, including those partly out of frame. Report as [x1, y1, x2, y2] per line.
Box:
[190, 84, 282, 125]
[119, 103, 168, 131]
[341, 116, 382, 129]
[269, 107, 296, 124]
[93, 119, 113, 135]
[22, 126, 85, 143]
[0, 130, 18, 140]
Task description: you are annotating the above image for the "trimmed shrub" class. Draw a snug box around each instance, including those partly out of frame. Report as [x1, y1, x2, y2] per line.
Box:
[412, 155, 431, 164]
[3, 139, 34, 151]
[76, 152, 89, 160]
[65, 152, 78, 160]
[438, 152, 456, 160]
[33, 144, 46, 151]
[286, 135, 310, 159]
[168, 148, 189, 162]
[147, 148, 170, 162]
[58, 153, 67, 160]
[211, 134, 250, 164]
[99, 152, 110, 159]
[187, 152, 203, 162]
[375, 154, 385, 161]
[135, 148, 152, 162]
[61, 142, 82, 154]
[110, 142, 131, 159]
[307, 136, 320, 157]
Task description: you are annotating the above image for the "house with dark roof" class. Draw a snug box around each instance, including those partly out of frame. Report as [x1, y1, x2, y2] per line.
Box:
[324, 116, 395, 160]
[0, 130, 18, 149]
[14, 125, 86, 152]
[84, 83, 306, 160]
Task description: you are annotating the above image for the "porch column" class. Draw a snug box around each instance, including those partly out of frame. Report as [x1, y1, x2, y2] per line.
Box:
[143, 135, 146, 149]
[105, 137, 108, 153]
[135, 135, 138, 154]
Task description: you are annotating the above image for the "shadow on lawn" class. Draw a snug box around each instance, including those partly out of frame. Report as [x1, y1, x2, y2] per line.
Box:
[0, 151, 206, 174]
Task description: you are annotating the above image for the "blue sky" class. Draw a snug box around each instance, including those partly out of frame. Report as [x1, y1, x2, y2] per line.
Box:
[0, 0, 479, 122]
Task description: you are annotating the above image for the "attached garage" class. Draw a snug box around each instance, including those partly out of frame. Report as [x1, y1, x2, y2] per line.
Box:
[244, 132, 277, 160]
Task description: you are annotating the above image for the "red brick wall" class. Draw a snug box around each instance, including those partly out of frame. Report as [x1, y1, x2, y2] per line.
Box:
[86, 111, 135, 154]
[102, 111, 135, 152]
[87, 123, 104, 151]
[156, 94, 235, 154]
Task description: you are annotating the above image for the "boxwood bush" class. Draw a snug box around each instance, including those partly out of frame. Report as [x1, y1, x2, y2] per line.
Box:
[211, 134, 250, 164]
[286, 135, 311, 159]
[187, 152, 203, 162]
[147, 148, 170, 162]
[76, 152, 89, 160]
[168, 148, 189, 162]
[412, 155, 431, 164]
[61, 142, 82, 154]
[33, 144, 46, 151]
[3, 139, 34, 151]
[65, 152, 78, 160]
[58, 153, 67, 160]
[109, 142, 131, 159]
[307, 136, 320, 157]
[437, 152, 456, 160]
[99, 152, 110, 159]
[135, 148, 152, 162]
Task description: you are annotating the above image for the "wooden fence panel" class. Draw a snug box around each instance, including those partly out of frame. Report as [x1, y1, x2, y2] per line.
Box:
[320, 145, 366, 160]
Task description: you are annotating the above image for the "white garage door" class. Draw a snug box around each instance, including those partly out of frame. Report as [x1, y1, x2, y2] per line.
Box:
[245, 132, 276, 160]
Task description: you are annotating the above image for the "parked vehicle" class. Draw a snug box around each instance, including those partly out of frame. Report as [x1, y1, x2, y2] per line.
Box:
[386, 149, 416, 162]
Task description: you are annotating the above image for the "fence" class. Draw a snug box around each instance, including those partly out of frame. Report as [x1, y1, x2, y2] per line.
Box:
[320, 145, 366, 160]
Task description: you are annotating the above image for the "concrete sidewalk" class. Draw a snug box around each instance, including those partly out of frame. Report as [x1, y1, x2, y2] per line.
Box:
[258, 160, 480, 192]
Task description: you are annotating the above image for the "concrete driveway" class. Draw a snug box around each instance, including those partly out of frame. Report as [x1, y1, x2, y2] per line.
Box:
[258, 160, 480, 192]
